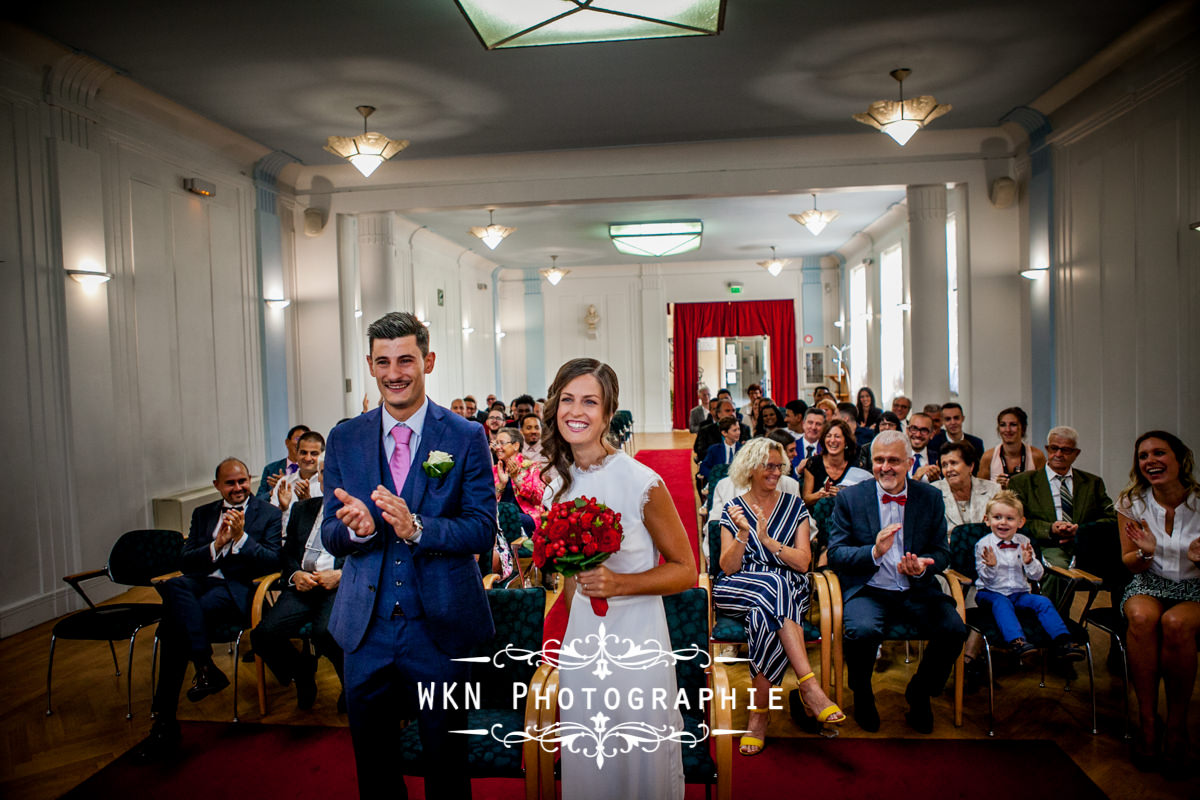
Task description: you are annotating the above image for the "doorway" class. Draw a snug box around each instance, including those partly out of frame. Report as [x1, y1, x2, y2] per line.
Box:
[697, 335, 771, 407]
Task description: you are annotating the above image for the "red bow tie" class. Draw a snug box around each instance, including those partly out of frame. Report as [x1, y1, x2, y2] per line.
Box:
[883, 494, 906, 505]
[996, 541, 1019, 550]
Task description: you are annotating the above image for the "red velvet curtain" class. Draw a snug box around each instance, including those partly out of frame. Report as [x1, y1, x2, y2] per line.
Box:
[672, 299, 798, 430]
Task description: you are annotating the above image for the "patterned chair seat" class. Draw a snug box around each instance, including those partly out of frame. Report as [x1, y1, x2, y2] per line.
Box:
[394, 707, 527, 777]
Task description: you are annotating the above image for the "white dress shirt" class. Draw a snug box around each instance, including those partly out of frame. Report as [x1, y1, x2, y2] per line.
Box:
[271, 469, 324, 532]
[910, 448, 931, 480]
[799, 437, 820, 461]
[1045, 466, 1073, 522]
[869, 481, 910, 591]
[292, 510, 336, 584]
[1120, 492, 1200, 583]
[208, 500, 251, 579]
[975, 532, 1044, 594]
[349, 398, 429, 544]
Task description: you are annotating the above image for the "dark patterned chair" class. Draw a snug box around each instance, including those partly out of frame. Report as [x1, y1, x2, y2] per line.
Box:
[394, 586, 550, 799]
[700, 519, 834, 700]
[945, 522, 1096, 736]
[47, 529, 183, 720]
[809, 496, 836, 562]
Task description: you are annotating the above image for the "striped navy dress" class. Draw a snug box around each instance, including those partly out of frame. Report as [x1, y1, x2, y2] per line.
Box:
[712, 492, 811, 685]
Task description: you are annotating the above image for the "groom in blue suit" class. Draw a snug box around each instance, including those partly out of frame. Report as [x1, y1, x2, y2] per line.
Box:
[322, 311, 495, 799]
[827, 430, 966, 734]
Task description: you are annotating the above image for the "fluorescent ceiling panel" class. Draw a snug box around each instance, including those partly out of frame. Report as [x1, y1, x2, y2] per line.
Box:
[455, 0, 725, 49]
[609, 220, 703, 257]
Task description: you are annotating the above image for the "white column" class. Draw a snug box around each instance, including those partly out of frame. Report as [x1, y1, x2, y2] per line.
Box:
[906, 184, 950, 405]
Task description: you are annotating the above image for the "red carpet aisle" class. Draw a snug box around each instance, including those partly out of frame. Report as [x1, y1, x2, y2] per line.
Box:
[68, 722, 1107, 799]
[633, 448, 701, 572]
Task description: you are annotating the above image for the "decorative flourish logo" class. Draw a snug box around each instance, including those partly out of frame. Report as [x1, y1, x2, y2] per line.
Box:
[491, 713, 708, 769]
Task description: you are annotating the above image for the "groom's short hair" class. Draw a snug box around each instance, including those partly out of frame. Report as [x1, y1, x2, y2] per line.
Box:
[368, 312, 429, 356]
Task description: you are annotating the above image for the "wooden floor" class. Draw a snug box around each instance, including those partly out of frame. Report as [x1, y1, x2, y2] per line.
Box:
[1, 431, 1194, 799]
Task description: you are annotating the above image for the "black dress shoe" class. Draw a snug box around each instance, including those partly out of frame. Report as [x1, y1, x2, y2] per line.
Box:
[133, 718, 181, 762]
[904, 681, 934, 734]
[853, 690, 880, 732]
[336, 689, 347, 714]
[295, 661, 318, 710]
[186, 664, 230, 703]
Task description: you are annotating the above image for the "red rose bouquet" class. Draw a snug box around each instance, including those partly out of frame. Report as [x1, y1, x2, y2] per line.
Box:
[532, 496, 623, 616]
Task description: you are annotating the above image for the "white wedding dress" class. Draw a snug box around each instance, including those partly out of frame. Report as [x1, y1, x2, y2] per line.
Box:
[552, 451, 685, 800]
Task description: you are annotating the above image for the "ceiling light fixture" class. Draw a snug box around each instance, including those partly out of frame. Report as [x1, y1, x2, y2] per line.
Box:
[756, 246, 788, 277]
[454, 0, 726, 50]
[324, 105, 409, 178]
[853, 69, 951, 146]
[609, 220, 703, 257]
[468, 209, 516, 250]
[540, 255, 569, 286]
[790, 194, 840, 236]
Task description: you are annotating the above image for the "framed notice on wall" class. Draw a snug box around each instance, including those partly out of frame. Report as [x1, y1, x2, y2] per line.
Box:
[803, 348, 824, 386]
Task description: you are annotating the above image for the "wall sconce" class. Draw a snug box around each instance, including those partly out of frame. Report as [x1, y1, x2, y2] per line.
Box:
[1020, 264, 1049, 280]
[462, 325, 475, 334]
[66, 269, 114, 293]
[354, 308, 363, 318]
[833, 319, 845, 329]
[496, 329, 507, 339]
[184, 178, 216, 197]
[897, 302, 912, 311]
[264, 297, 291, 309]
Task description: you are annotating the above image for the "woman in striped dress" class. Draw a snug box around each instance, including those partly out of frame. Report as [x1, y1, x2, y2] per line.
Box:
[713, 438, 845, 756]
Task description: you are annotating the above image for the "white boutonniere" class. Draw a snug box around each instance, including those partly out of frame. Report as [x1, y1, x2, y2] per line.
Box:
[423, 450, 455, 478]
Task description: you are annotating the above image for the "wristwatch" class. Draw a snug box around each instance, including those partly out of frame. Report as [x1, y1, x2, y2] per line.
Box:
[409, 513, 424, 541]
[1137, 548, 1153, 561]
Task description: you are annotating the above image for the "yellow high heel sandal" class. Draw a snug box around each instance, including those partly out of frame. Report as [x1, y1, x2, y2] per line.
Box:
[739, 708, 768, 756]
[797, 672, 846, 724]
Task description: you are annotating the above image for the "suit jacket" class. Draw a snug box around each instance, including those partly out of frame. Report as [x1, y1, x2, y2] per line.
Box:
[321, 401, 496, 656]
[694, 420, 752, 461]
[827, 479, 950, 602]
[1008, 468, 1115, 548]
[182, 496, 282, 612]
[929, 431, 986, 475]
[688, 405, 710, 433]
[281, 496, 345, 586]
[699, 440, 743, 479]
[256, 457, 286, 498]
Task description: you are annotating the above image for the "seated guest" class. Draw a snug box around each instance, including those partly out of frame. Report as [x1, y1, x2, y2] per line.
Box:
[519, 413, 544, 461]
[700, 417, 743, 484]
[741, 383, 764, 432]
[708, 431, 801, 527]
[974, 491, 1085, 660]
[782, 399, 808, 442]
[877, 411, 902, 432]
[507, 394, 535, 426]
[815, 398, 838, 420]
[136, 458, 281, 759]
[484, 407, 506, 446]
[257, 424, 310, 499]
[813, 386, 834, 405]
[1008, 425, 1117, 604]
[714, 438, 845, 755]
[492, 427, 546, 535]
[979, 406, 1046, 487]
[827, 431, 967, 733]
[801, 418, 872, 508]
[272, 431, 325, 529]
[856, 387, 883, 432]
[688, 384, 712, 433]
[716, 388, 740, 422]
[932, 442, 1000, 534]
[795, 407, 827, 465]
[694, 399, 751, 462]
[1117, 430, 1200, 774]
[891, 394, 912, 428]
[754, 401, 784, 438]
[906, 412, 941, 483]
[252, 492, 345, 711]
[837, 402, 875, 468]
[464, 395, 484, 423]
[929, 402, 985, 476]
[450, 398, 467, 417]
[923, 403, 943, 437]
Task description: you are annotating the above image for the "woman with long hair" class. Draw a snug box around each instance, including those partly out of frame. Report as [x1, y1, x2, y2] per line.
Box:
[978, 407, 1046, 488]
[541, 358, 696, 799]
[1117, 430, 1200, 775]
[856, 387, 883, 431]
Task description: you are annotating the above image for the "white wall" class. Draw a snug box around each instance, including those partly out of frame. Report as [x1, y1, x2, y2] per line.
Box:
[1049, 33, 1200, 491]
[0, 36, 268, 634]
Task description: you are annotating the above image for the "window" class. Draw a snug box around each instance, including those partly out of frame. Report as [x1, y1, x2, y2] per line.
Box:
[946, 215, 959, 395]
[849, 264, 868, 392]
[879, 243, 905, 401]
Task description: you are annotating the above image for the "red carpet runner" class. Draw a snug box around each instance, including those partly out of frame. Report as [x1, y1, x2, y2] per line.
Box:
[69, 722, 1108, 799]
[634, 448, 701, 572]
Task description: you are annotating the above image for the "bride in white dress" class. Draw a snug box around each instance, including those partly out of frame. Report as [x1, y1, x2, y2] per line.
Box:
[541, 358, 696, 800]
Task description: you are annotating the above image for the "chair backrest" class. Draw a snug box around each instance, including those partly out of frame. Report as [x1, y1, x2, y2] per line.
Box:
[810, 496, 836, 553]
[706, 520, 723, 578]
[947, 522, 991, 582]
[107, 529, 184, 586]
[704, 464, 730, 511]
[662, 587, 709, 717]
[472, 587, 546, 708]
[497, 501, 526, 543]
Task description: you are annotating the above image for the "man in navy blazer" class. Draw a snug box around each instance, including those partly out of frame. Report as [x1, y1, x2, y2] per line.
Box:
[698, 417, 743, 481]
[256, 424, 310, 499]
[322, 311, 495, 800]
[136, 457, 282, 759]
[827, 431, 966, 734]
[928, 402, 985, 476]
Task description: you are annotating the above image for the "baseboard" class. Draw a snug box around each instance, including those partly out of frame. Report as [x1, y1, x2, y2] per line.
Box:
[0, 581, 122, 638]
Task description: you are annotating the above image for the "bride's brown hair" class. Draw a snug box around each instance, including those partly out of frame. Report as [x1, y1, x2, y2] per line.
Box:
[541, 358, 620, 502]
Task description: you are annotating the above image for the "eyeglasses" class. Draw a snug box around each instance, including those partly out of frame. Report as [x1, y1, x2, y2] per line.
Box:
[761, 463, 786, 473]
[1045, 445, 1080, 455]
[908, 426, 931, 434]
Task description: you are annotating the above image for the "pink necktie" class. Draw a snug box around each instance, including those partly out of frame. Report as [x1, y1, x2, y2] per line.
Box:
[389, 425, 413, 493]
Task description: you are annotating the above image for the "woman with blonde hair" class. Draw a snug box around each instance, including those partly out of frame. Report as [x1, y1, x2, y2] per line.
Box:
[713, 438, 844, 756]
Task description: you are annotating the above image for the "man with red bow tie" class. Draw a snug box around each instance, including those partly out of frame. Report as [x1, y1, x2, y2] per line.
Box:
[827, 431, 967, 734]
